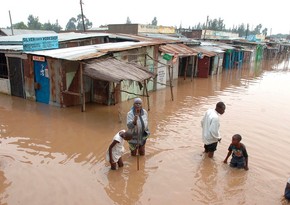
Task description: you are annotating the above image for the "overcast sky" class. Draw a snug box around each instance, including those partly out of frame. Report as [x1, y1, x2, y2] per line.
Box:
[0, 0, 289, 35]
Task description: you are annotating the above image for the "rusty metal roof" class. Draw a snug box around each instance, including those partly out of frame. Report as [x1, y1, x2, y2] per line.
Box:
[159, 43, 197, 57]
[114, 33, 177, 44]
[191, 46, 216, 57]
[25, 41, 160, 61]
[83, 57, 155, 83]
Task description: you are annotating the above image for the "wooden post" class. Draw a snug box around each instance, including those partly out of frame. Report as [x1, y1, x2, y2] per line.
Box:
[136, 124, 140, 171]
[193, 56, 199, 80]
[168, 65, 174, 101]
[144, 80, 150, 111]
[80, 63, 85, 112]
[191, 56, 196, 81]
[184, 57, 189, 80]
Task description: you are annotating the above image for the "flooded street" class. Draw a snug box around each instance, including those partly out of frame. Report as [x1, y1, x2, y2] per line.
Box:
[0, 59, 290, 205]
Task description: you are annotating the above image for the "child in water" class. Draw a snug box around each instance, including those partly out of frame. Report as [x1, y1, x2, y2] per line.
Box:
[106, 130, 133, 170]
[285, 177, 290, 200]
[224, 134, 249, 170]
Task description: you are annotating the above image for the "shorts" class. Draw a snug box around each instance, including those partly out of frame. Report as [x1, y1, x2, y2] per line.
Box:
[230, 157, 245, 168]
[204, 142, 218, 152]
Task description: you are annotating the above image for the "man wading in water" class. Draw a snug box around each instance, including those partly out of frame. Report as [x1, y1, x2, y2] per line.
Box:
[201, 102, 226, 158]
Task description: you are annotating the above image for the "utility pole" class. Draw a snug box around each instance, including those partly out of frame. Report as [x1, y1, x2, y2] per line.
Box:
[245, 23, 249, 40]
[203, 15, 209, 40]
[9, 10, 14, 35]
[80, 0, 86, 32]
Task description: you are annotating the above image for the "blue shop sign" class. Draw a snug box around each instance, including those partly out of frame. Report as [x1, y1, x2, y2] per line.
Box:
[23, 36, 59, 51]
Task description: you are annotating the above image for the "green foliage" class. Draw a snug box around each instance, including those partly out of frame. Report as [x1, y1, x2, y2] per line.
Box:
[65, 18, 77, 31]
[76, 14, 92, 30]
[43, 20, 62, 32]
[13, 22, 28, 29]
[27, 15, 42, 30]
[192, 17, 270, 37]
[151, 17, 157, 26]
[11, 15, 62, 32]
[126, 17, 131, 24]
[65, 15, 93, 31]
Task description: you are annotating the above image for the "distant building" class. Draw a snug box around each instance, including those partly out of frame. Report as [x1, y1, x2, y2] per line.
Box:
[108, 24, 175, 35]
[180, 29, 239, 40]
[244, 34, 266, 42]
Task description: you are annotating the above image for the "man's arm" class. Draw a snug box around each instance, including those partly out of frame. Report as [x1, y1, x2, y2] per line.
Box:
[127, 112, 137, 129]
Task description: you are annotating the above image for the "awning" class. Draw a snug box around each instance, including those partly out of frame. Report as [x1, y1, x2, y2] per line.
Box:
[83, 57, 155, 83]
[192, 46, 216, 57]
[159, 43, 197, 57]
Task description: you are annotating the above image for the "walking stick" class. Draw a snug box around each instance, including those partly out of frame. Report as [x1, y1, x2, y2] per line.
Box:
[136, 123, 140, 171]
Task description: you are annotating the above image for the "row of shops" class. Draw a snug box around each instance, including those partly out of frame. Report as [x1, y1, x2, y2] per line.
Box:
[0, 31, 289, 110]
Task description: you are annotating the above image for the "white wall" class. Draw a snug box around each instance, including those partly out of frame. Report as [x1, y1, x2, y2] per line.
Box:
[0, 78, 11, 94]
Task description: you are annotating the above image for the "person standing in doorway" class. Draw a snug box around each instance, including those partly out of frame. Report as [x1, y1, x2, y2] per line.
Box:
[201, 102, 226, 158]
[127, 98, 150, 156]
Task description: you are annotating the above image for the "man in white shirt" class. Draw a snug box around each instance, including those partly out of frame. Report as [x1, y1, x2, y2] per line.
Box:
[201, 102, 226, 158]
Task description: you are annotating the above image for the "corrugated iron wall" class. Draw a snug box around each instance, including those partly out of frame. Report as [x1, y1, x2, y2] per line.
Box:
[23, 56, 35, 100]
[47, 58, 64, 107]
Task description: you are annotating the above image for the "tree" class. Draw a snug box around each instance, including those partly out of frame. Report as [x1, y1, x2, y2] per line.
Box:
[237, 24, 246, 37]
[27, 15, 42, 30]
[43, 22, 53, 31]
[13, 22, 28, 29]
[217, 18, 225, 31]
[76, 14, 92, 30]
[151, 17, 157, 26]
[65, 17, 77, 31]
[253, 24, 262, 35]
[65, 15, 92, 31]
[262, 28, 268, 36]
[126, 17, 131, 24]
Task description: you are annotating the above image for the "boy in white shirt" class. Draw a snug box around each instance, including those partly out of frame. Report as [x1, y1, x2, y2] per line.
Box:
[201, 102, 226, 158]
[106, 130, 133, 170]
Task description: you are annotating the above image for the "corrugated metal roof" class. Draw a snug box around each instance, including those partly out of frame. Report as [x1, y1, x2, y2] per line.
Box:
[159, 43, 197, 57]
[25, 41, 160, 61]
[201, 46, 225, 53]
[0, 45, 23, 51]
[0, 32, 112, 45]
[140, 33, 201, 46]
[0, 28, 56, 36]
[114, 33, 178, 44]
[192, 46, 216, 57]
[215, 44, 235, 50]
[83, 57, 155, 83]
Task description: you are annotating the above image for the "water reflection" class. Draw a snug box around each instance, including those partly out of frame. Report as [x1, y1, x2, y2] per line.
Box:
[222, 168, 248, 204]
[105, 156, 147, 205]
[193, 157, 218, 204]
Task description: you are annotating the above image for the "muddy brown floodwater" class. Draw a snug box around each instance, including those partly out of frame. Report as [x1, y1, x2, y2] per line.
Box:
[0, 59, 290, 205]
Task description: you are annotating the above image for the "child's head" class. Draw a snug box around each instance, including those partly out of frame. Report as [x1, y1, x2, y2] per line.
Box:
[232, 134, 242, 145]
[120, 131, 133, 141]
